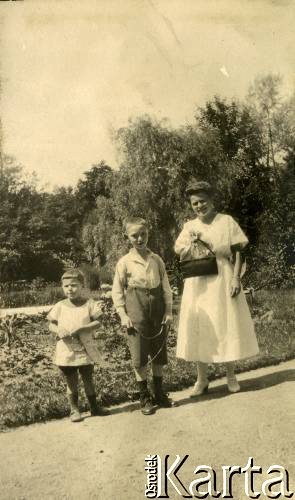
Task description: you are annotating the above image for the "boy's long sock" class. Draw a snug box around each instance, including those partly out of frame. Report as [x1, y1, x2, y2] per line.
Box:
[137, 379, 148, 394]
[152, 376, 177, 408]
[68, 392, 79, 411]
[137, 380, 154, 415]
[67, 393, 83, 422]
[137, 380, 151, 401]
[152, 375, 163, 392]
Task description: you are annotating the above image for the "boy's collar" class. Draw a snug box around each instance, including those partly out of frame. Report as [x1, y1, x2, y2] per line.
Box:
[129, 247, 154, 262]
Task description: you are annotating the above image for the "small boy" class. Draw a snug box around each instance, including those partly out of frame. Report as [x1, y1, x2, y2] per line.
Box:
[112, 217, 175, 415]
[47, 269, 109, 422]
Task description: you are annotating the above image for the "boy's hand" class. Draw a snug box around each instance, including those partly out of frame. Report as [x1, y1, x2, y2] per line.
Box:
[162, 314, 173, 328]
[57, 326, 71, 339]
[70, 327, 82, 337]
[121, 315, 133, 330]
[230, 277, 241, 297]
[121, 316, 136, 336]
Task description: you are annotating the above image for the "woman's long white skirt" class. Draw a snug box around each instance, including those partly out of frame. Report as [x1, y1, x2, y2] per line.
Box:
[176, 258, 259, 363]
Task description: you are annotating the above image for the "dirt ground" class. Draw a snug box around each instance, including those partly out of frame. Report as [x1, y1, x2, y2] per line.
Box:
[0, 360, 294, 500]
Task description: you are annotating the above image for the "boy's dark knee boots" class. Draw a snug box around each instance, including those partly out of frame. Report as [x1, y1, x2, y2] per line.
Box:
[68, 393, 83, 423]
[153, 376, 176, 408]
[138, 380, 155, 415]
[87, 394, 110, 416]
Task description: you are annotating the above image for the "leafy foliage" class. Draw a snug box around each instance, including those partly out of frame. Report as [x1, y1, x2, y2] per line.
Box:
[0, 157, 82, 282]
[0, 75, 293, 288]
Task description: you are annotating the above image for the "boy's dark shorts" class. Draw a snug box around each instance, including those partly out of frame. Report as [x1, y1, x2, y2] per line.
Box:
[125, 285, 168, 368]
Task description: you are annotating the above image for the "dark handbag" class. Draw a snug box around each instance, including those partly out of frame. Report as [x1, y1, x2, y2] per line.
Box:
[180, 240, 218, 278]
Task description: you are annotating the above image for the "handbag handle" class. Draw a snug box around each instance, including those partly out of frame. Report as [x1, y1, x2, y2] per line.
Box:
[192, 238, 215, 256]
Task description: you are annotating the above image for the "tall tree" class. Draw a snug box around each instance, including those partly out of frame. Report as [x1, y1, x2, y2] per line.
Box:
[196, 96, 270, 243]
[248, 74, 283, 168]
[114, 116, 187, 261]
[76, 161, 114, 215]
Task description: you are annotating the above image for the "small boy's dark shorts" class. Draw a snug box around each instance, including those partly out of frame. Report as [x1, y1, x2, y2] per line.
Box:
[59, 365, 94, 377]
[124, 285, 168, 368]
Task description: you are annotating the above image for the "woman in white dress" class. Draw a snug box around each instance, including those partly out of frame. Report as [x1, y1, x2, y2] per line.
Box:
[175, 181, 259, 396]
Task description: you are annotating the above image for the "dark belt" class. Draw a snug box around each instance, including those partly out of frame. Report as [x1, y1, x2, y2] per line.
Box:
[127, 285, 160, 295]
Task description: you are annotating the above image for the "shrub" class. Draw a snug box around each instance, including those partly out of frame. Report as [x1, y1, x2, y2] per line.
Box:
[97, 264, 113, 285]
[79, 264, 100, 290]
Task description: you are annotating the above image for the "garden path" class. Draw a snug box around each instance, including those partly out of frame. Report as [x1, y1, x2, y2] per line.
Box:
[0, 359, 294, 499]
[0, 305, 53, 318]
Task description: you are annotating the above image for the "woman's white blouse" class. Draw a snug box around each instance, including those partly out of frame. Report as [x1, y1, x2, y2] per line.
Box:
[175, 214, 249, 259]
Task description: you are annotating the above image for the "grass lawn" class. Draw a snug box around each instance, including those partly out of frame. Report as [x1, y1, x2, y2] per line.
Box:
[0, 286, 64, 309]
[0, 289, 294, 431]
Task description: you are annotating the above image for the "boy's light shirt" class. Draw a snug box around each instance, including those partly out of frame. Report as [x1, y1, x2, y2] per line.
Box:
[112, 248, 173, 316]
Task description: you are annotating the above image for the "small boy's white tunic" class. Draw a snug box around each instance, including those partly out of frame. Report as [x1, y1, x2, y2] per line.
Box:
[175, 213, 259, 363]
[47, 299, 103, 366]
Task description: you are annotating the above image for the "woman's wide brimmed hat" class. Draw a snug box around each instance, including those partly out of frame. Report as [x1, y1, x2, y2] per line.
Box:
[185, 180, 214, 197]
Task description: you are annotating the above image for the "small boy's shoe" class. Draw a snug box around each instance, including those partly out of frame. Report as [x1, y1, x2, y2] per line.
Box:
[227, 376, 240, 393]
[68, 393, 83, 423]
[140, 394, 155, 416]
[91, 406, 110, 417]
[87, 394, 110, 416]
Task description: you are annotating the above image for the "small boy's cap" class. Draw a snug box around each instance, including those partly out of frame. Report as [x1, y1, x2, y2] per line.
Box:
[61, 269, 84, 284]
[185, 181, 214, 196]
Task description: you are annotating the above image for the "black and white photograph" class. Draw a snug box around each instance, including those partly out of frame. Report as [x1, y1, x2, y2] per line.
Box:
[0, 1, 294, 498]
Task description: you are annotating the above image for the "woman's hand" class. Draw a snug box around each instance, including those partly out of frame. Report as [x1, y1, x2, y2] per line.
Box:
[189, 230, 202, 244]
[230, 277, 241, 298]
[231, 251, 242, 298]
[162, 314, 173, 328]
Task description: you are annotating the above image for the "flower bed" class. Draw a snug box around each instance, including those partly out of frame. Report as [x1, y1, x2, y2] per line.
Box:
[0, 289, 294, 431]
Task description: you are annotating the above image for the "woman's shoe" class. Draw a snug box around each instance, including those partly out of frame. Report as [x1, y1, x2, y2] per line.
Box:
[227, 376, 240, 393]
[70, 409, 83, 423]
[190, 380, 209, 398]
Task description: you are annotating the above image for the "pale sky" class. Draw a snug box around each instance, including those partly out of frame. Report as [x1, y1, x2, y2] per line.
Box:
[1, 0, 294, 189]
